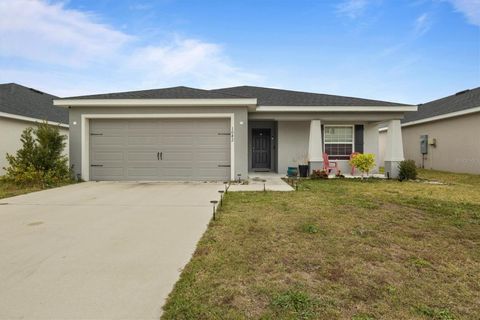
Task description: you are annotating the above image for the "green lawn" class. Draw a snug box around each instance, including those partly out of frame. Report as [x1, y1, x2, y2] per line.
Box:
[162, 170, 480, 320]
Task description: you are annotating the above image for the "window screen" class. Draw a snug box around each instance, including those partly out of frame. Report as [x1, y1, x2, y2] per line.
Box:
[324, 126, 354, 160]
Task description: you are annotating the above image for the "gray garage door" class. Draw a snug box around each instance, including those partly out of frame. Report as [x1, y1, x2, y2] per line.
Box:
[89, 118, 231, 181]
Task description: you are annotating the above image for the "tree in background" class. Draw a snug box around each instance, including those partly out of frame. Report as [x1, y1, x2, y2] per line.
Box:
[3, 122, 71, 187]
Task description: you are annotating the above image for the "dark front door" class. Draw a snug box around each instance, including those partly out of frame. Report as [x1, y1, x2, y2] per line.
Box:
[252, 128, 271, 170]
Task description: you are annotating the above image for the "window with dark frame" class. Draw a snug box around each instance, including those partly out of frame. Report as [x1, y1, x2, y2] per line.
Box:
[324, 126, 354, 160]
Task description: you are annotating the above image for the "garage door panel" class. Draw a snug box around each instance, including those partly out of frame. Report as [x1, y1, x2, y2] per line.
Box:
[127, 167, 159, 178]
[127, 119, 158, 129]
[195, 162, 228, 169]
[159, 121, 195, 133]
[127, 136, 158, 147]
[91, 151, 124, 162]
[91, 136, 125, 147]
[91, 167, 124, 178]
[196, 150, 230, 161]
[161, 135, 194, 146]
[90, 118, 230, 181]
[195, 136, 230, 146]
[161, 168, 194, 179]
[196, 168, 229, 180]
[162, 151, 194, 162]
[127, 151, 159, 162]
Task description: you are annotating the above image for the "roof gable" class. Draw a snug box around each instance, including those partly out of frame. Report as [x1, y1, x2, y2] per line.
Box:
[62, 86, 246, 100]
[0, 83, 68, 124]
[210, 86, 410, 107]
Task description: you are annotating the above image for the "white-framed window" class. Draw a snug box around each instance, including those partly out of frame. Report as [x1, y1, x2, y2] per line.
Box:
[324, 125, 354, 160]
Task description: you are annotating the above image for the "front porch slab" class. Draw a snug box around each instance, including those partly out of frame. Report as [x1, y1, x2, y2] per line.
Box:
[229, 173, 294, 191]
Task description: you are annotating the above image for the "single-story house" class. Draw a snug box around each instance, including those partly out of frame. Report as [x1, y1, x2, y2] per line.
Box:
[0, 83, 69, 175]
[53, 86, 416, 181]
[379, 87, 480, 175]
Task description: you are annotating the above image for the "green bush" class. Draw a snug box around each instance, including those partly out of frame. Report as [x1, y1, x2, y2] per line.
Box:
[3, 122, 72, 187]
[349, 153, 376, 178]
[398, 160, 417, 181]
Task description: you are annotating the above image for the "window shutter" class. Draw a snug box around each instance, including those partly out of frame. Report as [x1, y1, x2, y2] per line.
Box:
[354, 125, 364, 153]
[321, 124, 324, 146]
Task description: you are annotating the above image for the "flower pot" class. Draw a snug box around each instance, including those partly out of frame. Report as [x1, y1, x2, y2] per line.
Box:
[298, 164, 309, 177]
[287, 166, 298, 177]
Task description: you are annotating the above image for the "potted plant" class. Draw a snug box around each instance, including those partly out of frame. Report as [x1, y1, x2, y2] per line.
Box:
[287, 157, 299, 177]
[287, 166, 298, 177]
[298, 154, 309, 178]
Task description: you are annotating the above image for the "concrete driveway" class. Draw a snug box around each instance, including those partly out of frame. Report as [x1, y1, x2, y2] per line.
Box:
[0, 181, 223, 319]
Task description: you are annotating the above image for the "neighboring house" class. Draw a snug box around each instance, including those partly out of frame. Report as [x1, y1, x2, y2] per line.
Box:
[0, 83, 69, 175]
[379, 87, 480, 175]
[53, 86, 416, 181]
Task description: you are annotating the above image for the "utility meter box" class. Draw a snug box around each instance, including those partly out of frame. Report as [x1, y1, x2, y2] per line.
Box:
[420, 135, 428, 154]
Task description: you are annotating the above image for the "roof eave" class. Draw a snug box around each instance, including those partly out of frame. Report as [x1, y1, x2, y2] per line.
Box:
[54, 98, 258, 111]
[0, 111, 69, 127]
[254, 105, 417, 112]
[402, 105, 480, 127]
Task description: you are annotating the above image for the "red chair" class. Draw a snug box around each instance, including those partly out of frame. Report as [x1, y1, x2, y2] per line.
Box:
[350, 152, 360, 175]
[322, 153, 338, 174]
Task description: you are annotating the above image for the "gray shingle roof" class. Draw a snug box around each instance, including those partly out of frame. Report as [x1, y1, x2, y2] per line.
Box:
[0, 83, 68, 124]
[61, 86, 246, 100]
[60, 85, 410, 107]
[402, 87, 480, 123]
[211, 86, 410, 106]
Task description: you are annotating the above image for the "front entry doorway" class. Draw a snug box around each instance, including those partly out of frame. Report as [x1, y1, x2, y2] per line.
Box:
[252, 128, 272, 170]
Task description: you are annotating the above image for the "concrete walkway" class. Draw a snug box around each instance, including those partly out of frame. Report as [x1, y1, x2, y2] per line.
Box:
[229, 172, 294, 191]
[0, 181, 223, 319]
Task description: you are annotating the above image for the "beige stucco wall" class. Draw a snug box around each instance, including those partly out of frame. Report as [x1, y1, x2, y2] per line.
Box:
[379, 112, 480, 174]
[364, 123, 380, 172]
[0, 117, 69, 176]
[278, 121, 381, 175]
[378, 129, 387, 165]
[277, 121, 310, 174]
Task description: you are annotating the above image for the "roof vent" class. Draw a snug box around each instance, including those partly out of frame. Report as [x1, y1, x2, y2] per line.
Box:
[28, 88, 44, 94]
[455, 89, 469, 96]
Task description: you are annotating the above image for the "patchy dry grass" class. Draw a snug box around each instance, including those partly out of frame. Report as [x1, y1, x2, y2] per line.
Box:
[162, 169, 480, 319]
[0, 179, 43, 200]
[0, 178, 73, 200]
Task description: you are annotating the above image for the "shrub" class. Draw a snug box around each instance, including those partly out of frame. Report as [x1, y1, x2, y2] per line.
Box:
[349, 153, 376, 178]
[398, 160, 417, 181]
[3, 122, 72, 187]
[310, 169, 328, 179]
